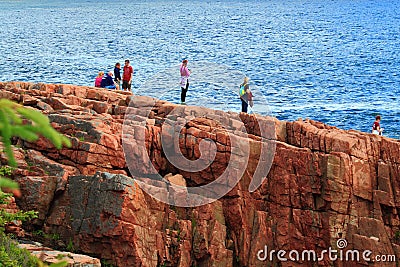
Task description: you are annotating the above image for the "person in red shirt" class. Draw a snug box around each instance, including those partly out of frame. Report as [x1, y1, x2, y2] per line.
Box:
[122, 59, 134, 91]
[372, 115, 384, 135]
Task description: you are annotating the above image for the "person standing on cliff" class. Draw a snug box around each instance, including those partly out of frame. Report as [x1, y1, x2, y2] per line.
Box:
[372, 115, 384, 135]
[122, 59, 134, 91]
[114, 62, 122, 90]
[239, 77, 253, 113]
[180, 59, 191, 105]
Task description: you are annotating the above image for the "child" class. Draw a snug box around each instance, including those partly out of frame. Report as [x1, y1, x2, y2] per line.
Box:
[372, 115, 384, 135]
[114, 63, 122, 90]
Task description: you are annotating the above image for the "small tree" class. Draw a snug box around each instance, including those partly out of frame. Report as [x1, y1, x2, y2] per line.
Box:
[0, 98, 70, 267]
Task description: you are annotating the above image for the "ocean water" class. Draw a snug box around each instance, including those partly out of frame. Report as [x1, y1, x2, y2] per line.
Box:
[0, 0, 399, 139]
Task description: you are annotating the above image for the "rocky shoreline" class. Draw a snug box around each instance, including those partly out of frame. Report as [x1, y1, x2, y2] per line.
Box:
[1, 81, 399, 266]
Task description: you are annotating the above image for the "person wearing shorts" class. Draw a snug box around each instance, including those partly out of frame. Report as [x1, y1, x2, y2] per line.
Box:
[122, 59, 134, 91]
[372, 115, 384, 135]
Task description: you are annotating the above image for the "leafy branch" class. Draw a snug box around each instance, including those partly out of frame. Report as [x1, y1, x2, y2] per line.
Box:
[0, 99, 71, 168]
[0, 99, 70, 266]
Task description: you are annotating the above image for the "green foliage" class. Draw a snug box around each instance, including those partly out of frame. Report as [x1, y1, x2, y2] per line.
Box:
[32, 230, 44, 237]
[0, 166, 13, 177]
[66, 239, 75, 253]
[0, 192, 38, 228]
[0, 232, 68, 267]
[32, 230, 60, 241]
[47, 262, 68, 267]
[0, 177, 18, 191]
[0, 166, 18, 192]
[394, 230, 400, 240]
[0, 99, 70, 267]
[191, 214, 197, 231]
[45, 233, 60, 241]
[101, 259, 116, 267]
[0, 232, 40, 267]
[0, 99, 71, 167]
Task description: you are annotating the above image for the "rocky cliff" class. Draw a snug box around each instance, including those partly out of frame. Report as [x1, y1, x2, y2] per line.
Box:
[0, 81, 399, 267]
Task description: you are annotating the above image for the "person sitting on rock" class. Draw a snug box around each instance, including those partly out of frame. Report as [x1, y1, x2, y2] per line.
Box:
[94, 71, 104, 88]
[100, 71, 119, 90]
[372, 115, 384, 135]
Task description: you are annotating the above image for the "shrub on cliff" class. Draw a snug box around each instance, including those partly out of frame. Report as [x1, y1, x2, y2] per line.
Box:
[0, 231, 67, 267]
[0, 99, 70, 267]
[0, 231, 40, 267]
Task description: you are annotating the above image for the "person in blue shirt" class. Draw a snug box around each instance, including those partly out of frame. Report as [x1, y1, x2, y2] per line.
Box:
[114, 62, 121, 90]
[100, 71, 119, 90]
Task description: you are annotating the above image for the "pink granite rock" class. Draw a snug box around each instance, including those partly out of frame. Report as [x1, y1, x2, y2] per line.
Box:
[0, 82, 399, 267]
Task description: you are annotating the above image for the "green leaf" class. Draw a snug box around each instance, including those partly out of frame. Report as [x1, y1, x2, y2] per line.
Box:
[0, 99, 71, 169]
[3, 107, 22, 125]
[0, 99, 18, 109]
[10, 126, 39, 142]
[0, 178, 18, 190]
[32, 126, 71, 149]
[0, 110, 16, 167]
[48, 261, 68, 267]
[16, 107, 50, 126]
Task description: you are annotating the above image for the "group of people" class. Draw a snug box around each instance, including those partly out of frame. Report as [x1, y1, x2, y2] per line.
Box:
[180, 60, 383, 135]
[95, 59, 385, 135]
[179, 59, 253, 113]
[94, 59, 134, 91]
[94, 58, 253, 112]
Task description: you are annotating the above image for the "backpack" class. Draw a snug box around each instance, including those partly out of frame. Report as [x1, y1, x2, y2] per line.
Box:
[239, 84, 246, 96]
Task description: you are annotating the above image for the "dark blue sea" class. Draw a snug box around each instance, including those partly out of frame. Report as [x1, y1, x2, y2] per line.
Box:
[1, 0, 399, 139]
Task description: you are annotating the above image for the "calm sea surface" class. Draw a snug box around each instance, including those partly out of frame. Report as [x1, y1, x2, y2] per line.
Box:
[1, 0, 399, 138]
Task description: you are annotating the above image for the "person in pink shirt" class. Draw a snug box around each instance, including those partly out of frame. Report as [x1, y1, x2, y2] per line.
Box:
[180, 59, 191, 104]
[94, 71, 104, 87]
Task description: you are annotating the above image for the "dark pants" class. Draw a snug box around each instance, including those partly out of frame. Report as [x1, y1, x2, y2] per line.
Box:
[241, 98, 248, 113]
[181, 81, 189, 102]
[122, 80, 131, 90]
